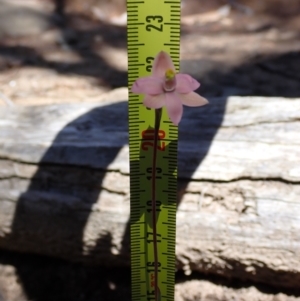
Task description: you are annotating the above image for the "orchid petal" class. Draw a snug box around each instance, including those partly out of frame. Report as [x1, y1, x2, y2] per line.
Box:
[152, 51, 176, 78]
[175, 74, 200, 93]
[131, 76, 163, 94]
[143, 94, 165, 109]
[165, 92, 183, 126]
[179, 92, 209, 107]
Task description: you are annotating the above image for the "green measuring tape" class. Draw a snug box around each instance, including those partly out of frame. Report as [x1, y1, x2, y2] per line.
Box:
[127, 1, 180, 301]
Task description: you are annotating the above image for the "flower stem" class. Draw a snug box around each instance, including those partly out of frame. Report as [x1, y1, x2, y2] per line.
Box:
[152, 108, 162, 301]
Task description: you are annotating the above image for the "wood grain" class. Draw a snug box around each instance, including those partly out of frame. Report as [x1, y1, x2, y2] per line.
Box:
[0, 96, 299, 288]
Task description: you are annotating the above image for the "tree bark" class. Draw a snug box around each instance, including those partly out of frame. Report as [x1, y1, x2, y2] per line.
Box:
[0, 96, 299, 288]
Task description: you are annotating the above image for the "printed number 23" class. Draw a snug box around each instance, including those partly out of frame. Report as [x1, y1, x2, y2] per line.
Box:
[146, 15, 163, 32]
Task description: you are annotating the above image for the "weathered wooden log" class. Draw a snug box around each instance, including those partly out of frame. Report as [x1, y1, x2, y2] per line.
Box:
[0, 93, 300, 288]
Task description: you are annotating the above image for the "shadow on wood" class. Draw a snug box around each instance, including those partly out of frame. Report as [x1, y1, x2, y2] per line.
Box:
[0, 96, 224, 300]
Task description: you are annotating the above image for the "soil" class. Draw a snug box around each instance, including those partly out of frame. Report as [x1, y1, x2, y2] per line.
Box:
[0, 0, 300, 300]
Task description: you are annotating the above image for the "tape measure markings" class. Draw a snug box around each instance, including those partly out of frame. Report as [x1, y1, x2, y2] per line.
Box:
[128, 1, 180, 301]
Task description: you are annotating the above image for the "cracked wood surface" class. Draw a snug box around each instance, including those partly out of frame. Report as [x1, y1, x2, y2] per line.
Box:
[0, 95, 300, 288]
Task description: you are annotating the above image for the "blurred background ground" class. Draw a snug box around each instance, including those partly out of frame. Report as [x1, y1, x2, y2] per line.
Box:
[0, 0, 300, 300]
[1, 0, 300, 107]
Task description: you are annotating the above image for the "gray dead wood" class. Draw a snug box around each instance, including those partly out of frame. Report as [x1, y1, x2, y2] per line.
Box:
[0, 96, 300, 289]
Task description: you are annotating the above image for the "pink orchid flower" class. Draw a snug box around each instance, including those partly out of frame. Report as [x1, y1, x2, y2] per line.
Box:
[131, 51, 208, 125]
